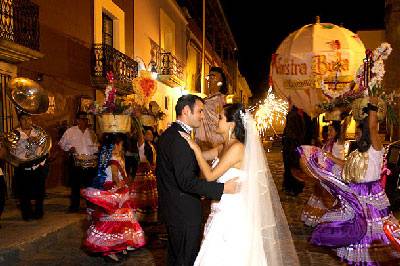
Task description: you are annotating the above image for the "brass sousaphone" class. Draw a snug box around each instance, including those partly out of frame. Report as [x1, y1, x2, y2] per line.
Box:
[1, 77, 52, 166]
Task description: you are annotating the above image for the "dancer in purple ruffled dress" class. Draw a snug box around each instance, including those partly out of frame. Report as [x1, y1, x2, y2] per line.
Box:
[298, 97, 400, 265]
[301, 119, 349, 227]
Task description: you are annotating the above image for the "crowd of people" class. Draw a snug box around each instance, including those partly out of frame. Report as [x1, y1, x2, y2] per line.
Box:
[283, 96, 400, 265]
[0, 108, 160, 262]
[2, 64, 400, 265]
[58, 112, 159, 261]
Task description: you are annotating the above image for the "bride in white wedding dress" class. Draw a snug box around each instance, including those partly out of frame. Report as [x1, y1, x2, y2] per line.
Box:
[179, 103, 299, 266]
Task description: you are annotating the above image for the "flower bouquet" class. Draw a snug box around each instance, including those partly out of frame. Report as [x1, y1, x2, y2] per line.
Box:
[318, 42, 395, 123]
[318, 81, 364, 113]
[139, 101, 167, 126]
[132, 71, 166, 125]
[132, 70, 158, 107]
[88, 72, 141, 133]
[351, 42, 393, 122]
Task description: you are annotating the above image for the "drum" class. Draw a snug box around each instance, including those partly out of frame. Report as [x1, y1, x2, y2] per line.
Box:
[73, 154, 98, 169]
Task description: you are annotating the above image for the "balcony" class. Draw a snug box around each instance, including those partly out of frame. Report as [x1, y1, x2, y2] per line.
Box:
[158, 52, 185, 87]
[0, 0, 42, 63]
[150, 39, 185, 88]
[91, 44, 138, 95]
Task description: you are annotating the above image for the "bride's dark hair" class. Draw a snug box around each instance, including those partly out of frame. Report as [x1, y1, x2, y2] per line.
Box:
[223, 103, 245, 143]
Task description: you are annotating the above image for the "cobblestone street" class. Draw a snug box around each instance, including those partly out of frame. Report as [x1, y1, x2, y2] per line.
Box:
[266, 149, 345, 266]
[2, 148, 376, 265]
[0, 0, 394, 265]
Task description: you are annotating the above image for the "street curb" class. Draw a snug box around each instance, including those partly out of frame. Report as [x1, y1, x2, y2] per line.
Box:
[0, 217, 85, 265]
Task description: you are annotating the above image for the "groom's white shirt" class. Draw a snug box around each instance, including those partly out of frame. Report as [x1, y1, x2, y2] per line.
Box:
[176, 120, 193, 134]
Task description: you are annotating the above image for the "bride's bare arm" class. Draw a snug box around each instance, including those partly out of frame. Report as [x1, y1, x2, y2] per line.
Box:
[201, 144, 223, 161]
[200, 143, 243, 181]
[180, 132, 243, 181]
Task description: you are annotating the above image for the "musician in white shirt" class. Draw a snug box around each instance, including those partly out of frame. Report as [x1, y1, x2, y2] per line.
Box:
[59, 112, 98, 212]
[14, 112, 49, 220]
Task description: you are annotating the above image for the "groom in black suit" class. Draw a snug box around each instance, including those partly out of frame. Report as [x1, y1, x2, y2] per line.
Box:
[156, 94, 238, 266]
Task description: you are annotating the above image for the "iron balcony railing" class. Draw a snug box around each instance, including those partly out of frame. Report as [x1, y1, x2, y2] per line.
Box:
[91, 44, 138, 90]
[159, 52, 184, 81]
[0, 0, 40, 50]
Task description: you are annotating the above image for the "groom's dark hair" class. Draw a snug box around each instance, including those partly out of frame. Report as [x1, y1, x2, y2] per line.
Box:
[175, 94, 204, 116]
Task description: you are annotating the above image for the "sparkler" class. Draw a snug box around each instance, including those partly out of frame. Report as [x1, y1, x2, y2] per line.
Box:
[254, 86, 288, 136]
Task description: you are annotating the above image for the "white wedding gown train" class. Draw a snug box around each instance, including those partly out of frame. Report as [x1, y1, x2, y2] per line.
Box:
[194, 110, 299, 266]
[194, 167, 257, 266]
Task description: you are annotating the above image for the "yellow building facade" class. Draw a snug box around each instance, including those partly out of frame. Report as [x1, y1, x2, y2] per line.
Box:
[236, 72, 252, 107]
[0, 0, 251, 191]
[134, 0, 188, 130]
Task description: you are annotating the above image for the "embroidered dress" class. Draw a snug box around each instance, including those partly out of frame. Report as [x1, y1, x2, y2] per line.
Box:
[298, 145, 400, 265]
[301, 141, 344, 227]
[384, 220, 400, 253]
[81, 154, 145, 256]
[130, 142, 158, 223]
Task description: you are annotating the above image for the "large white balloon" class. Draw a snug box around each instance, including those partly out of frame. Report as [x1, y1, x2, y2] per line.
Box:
[270, 21, 365, 117]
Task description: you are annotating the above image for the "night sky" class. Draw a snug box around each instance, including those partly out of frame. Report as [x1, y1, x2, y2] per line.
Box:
[219, 0, 386, 100]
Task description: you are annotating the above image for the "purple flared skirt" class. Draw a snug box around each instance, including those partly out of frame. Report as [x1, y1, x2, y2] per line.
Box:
[298, 145, 400, 265]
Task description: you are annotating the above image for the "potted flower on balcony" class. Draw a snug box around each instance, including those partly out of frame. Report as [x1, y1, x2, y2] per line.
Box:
[88, 72, 141, 133]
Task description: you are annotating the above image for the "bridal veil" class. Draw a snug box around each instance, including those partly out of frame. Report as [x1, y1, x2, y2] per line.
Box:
[240, 110, 299, 266]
